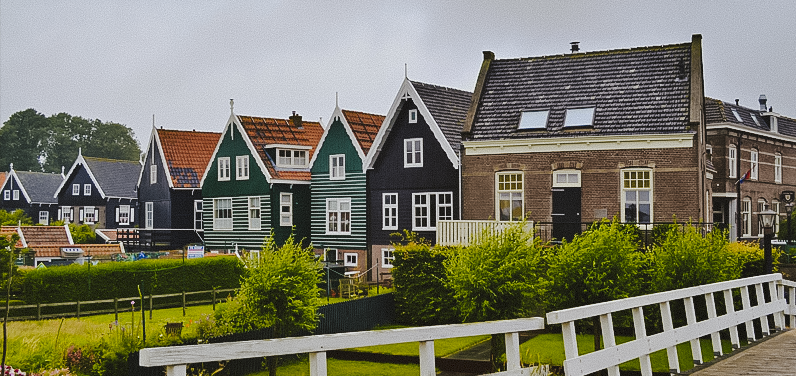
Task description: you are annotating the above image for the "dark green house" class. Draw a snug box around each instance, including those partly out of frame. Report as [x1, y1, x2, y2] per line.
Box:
[309, 106, 384, 274]
[200, 103, 323, 251]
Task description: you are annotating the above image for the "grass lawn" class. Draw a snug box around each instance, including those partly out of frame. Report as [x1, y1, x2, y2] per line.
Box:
[257, 358, 423, 376]
[350, 333, 490, 357]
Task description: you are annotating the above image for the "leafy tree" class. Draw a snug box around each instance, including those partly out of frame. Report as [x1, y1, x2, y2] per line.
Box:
[68, 223, 97, 244]
[0, 109, 50, 172]
[778, 210, 796, 242]
[1, 232, 21, 372]
[0, 210, 33, 226]
[445, 221, 548, 371]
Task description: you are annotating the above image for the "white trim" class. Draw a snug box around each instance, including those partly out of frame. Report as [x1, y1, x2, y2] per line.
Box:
[248, 196, 261, 230]
[309, 106, 368, 169]
[325, 197, 352, 235]
[343, 252, 358, 267]
[707, 122, 796, 144]
[495, 171, 524, 221]
[213, 197, 233, 230]
[280, 193, 293, 227]
[464, 133, 696, 155]
[3, 170, 33, 203]
[620, 168, 653, 223]
[381, 248, 395, 268]
[236, 155, 250, 180]
[404, 138, 423, 167]
[54, 152, 108, 199]
[552, 169, 582, 188]
[712, 192, 740, 198]
[329, 154, 345, 180]
[200, 112, 275, 187]
[265, 143, 312, 150]
[382, 193, 398, 230]
[145, 202, 154, 229]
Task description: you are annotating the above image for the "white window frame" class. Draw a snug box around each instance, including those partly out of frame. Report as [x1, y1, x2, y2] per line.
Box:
[72, 184, 80, 196]
[382, 248, 395, 268]
[621, 169, 653, 224]
[329, 154, 345, 180]
[750, 149, 759, 180]
[344, 253, 358, 267]
[83, 206, 96, 224]
[742, 198, 751, 237]
[150, 163, 157, 184]
[218, 157, 231, 181]
[775, 153, 782, 184]
[728, 145, 737, 178]
[408, 109, 418, 124]
[236, 156, 249, 180]
[2, 190, 8, 200]
[277, 149, 308, 168]
[84, 184, 91, 196]
[404, 138, 423, 168]
[12, 190, 19, 200]
[118, 205, 130, 225]
[145, 202, 154, 229]
[248, 196, 261, 230]
[496, 172, 524, 221]
[518, 110, 549, 130]
[193, 200, 203, 230]
[213, 198, 232, 230]
[552, 169, 582, 188]
[61, 206, 73, 223]
[563, 107, 596, 127]
[326, 198, 351, 235]
[280, 193, 293, 227]
[38, 211, 49, 225]
[411, 192, 453, 231]
[382, 193, 398, 230]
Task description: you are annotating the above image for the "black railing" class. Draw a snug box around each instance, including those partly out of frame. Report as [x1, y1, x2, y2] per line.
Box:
[117, 228, 203, 252]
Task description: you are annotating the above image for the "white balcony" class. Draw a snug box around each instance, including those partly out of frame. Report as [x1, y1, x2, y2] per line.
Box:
[436, 220, 533, 246]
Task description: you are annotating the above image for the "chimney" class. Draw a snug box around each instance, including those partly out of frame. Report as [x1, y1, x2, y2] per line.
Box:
[570, 41, 580, 53]
[735, 99, 739, 106]
[759, 95, 767, 112]
[290, 111, 303, 129]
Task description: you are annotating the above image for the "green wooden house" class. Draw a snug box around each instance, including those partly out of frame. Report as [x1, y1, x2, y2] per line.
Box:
[309, 105, 384, 273]
[200, 102, 324, 251]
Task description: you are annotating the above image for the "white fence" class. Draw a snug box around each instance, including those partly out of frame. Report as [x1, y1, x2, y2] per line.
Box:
[546, 273, 795, 376]
[140, 317, 545, 376]
[436, 220, 534, 246]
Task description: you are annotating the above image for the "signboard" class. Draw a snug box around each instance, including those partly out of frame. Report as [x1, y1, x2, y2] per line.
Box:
[781, 191, 795, 204]
[187, 245, 204, 259]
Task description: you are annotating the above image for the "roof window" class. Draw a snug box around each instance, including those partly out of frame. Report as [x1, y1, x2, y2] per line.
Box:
[731, 109, 743, 122]
[564, 107, 595, 127]
[518, 110, 549, 130]
[750, 113, 761, 127]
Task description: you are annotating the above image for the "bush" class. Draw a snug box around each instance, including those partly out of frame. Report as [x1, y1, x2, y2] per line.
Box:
[649, 225, 736, 292]
[727, 241, 779, 278]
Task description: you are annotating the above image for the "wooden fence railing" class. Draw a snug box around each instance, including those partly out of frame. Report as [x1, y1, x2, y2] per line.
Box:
[0, 288, 236, 321]
[546, 273, 792, 376]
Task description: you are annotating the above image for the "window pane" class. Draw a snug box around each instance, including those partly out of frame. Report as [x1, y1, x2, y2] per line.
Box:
[518, 110, 549, 129]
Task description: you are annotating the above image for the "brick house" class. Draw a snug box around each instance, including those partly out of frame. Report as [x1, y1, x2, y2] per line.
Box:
[461, 35, 710, 240]
[706, 96, 796, 240]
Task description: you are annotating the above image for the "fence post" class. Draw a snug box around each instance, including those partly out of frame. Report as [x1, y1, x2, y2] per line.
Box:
[76, 300, 80, 318]
[182, 291, 186, 316]
[114, 297, 118, 322]
[212, 288, 216, 311]
[149, 293, 153, 320]
[36, 302, 41, 320]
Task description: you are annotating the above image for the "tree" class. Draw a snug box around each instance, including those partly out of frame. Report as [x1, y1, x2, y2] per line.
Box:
[0, 109, 50, 171]
[445, 221, 548, 371]
[649, 225, 735, 292]
[0, 232, 20, 373]
[0, 210, 33, 226]
[68, 223, 97, 244]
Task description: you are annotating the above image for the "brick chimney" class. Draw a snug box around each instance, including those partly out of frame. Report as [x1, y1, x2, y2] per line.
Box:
[290, 111, 303, 129]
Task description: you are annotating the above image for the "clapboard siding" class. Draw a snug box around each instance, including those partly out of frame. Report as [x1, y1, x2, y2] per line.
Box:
[203, 195, 271, 250]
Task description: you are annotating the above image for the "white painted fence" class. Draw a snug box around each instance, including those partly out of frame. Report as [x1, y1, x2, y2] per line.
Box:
[436, 220, 534, 246]
[140, 317, 545, 376]
[546, 273, 794, 376]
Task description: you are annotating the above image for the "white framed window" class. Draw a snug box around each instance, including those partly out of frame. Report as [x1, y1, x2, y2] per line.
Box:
[2, 191, 8, 200]
[280, 193, 293, 227]
[564, 107, 596, 127]
[218, 157, 231, 181]
[413, 194, 429, 230]
[326, 198, 351, 234]
[72, 184, 80, 195]
[750, 149, 758, 180]
[248, 196, 261, 230]
[621, 169, 653, 224]
[330, 154, 345, 180]
[411, 192, 453, 231]
[236, 156, 249, 180]
[194, 200, 203, 230]
[61, 206, 73, 223]
[728, 145, 737, 178]
[404, 138, 423, 168]
[742, 198, 751, 237]
[84, 184, 91, 196]
[383, 193, 398, 230]
[145, 202, 154, 229]
[496, 172, 523, 221]
[117, 205, 130, 225]
[277, 149, 308, 168]
[382, 248, 395, 268]
[408, 109, 418, 124]
[12, 190, 19, 200]
[552, 169, 581, 188]
[438, 193, 453, 222]
[213, 198, 232, 230]
[38, 211, 49, 225]
[150, 163, 157, 184]
[518, 110, 549, 130]
[83, 206, 97, 224]
[344, 253, 358, 267]
[775, 153, 782, 184]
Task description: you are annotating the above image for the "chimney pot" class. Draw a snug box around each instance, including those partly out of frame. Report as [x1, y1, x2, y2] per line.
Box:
[570, 42, 580, 53]
[735, 99, 739, 106]
[759, 94, 768, 112]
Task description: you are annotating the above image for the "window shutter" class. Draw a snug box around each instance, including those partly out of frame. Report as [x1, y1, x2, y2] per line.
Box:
[115, 207, 120, 222]
[79, 208, 84, 221]
[130, 207, 135, 223]
[95, 208, 100, 222]
[57, 209, 62, 219]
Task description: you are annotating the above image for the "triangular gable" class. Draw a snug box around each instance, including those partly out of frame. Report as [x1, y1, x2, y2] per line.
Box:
[364, 78, 461, 170]
[2, 170, 30, 203]
[309, 106, 382, 168]
[53, 151, 107, 199]
[200, 110, 275, 187]
[136, 126, 173, 189]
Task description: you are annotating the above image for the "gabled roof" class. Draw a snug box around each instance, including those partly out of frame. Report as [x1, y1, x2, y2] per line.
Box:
[364, 78, 472, 170]
[0, 173, 6, 188]
[705, 97, 796, 138]
[465, 40, 697, 140]
[33, 243, 124, 258]
[0, 225, 73, 248]
[11, 170, 63, 204]
[309, 107, 384, 167]
[141, 127, 221, 189]
[55, 150, 141, 199]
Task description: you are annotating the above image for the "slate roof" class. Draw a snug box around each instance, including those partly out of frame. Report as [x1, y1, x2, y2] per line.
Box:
[237, 115, 324, 182]
[467, 42, 694, 140]
[157, 129, 221, 188]
[341, 110, 384, 155]
[706, 97, 796, 138]
[83, 157, 141, 198]
[411, 80, 472, 155]
[14, 171, 63, 204]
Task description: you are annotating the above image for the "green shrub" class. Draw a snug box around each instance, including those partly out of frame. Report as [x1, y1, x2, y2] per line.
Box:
[727, 240, 779, 278]
[68, 223, 96, 244]
[649, 225, 736, 292]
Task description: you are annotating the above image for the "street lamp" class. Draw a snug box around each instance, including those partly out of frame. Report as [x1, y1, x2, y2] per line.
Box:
[758, 209, 777, 274]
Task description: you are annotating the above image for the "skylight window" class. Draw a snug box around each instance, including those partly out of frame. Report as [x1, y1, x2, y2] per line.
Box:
[750, 113, 761, 127]
[518, 110, 549, 130]
[731, 109, 743, 122]
[564, 108, 595, 127]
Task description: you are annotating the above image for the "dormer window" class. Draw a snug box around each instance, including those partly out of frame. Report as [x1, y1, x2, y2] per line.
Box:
[731, 109, 743, 122]
[564, 107, 595, 127]
[518, 110, 549, 130]
[277, 149, 308, 168]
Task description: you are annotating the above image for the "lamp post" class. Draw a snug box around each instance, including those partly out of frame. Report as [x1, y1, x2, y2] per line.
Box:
[786, 203, 795, 243]
[758, 209, 777, 274]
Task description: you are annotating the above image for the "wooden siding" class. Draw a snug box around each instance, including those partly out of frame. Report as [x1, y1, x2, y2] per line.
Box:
[138, 136, 173, 229]
[203, 195, 271, 250]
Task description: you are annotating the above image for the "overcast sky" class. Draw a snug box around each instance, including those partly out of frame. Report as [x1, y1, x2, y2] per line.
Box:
[1, 1, 794, 148]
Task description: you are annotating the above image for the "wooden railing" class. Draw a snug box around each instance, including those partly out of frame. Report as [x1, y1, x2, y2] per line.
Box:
[436, 220, 533, 246]
[140, 317, 545, 376]
[546, 274, 792, 376]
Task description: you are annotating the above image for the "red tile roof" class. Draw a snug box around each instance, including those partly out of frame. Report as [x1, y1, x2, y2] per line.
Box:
[342, 110, 384, 155]
[33, 243, 124, 258]
[0, 172, 6, 185]
[157, 129, 221, 188]
[238, 115, 324, 182]
[0, 225, 71, 248]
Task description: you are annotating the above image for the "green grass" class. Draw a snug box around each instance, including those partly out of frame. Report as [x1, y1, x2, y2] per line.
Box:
[253, 358, 423, 376]
[351, 333, 490, 357]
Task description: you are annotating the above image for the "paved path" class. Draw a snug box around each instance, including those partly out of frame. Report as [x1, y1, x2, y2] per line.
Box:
[687, 329, 796, 376]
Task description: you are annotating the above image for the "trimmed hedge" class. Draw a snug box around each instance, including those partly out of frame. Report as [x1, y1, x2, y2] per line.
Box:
[18, 256, 244, 304]
[392, 243, 459, 326]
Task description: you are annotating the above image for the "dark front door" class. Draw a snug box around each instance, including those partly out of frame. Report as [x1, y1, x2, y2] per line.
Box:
[552, 187, 581, 241]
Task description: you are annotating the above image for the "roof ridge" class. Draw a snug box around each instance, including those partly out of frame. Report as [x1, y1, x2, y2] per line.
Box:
[83, 156, 139, 163]
[237, 114, 322, 125]
[158, 128, 221, 135]
[341, 108, 385, 118]
[496, 41, 691, 62]
[409, 80, 473, 95]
